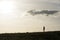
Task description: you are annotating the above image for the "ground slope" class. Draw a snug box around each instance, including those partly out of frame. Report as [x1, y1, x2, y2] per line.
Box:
[0, 31, 60, 40]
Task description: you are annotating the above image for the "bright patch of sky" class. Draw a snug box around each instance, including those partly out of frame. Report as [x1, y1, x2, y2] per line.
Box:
[0, 0, 60, 33]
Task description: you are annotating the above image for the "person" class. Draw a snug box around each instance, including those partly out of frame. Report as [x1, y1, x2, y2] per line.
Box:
[43, 26, 45, 32]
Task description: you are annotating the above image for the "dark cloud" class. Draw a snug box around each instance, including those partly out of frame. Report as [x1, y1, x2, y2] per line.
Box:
[27, 10, 59, 16]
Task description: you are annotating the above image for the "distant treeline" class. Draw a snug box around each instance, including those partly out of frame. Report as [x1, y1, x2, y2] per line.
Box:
[0, 31, 60, 40]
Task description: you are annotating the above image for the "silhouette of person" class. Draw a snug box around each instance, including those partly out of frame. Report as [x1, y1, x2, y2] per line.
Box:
[43, 26, 45, 32]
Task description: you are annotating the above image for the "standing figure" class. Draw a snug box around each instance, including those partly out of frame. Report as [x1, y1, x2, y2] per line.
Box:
[43, 26, 45, 32]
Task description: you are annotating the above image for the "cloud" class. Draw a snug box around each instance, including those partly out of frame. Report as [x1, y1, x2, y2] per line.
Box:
[27, 10, 59, 16]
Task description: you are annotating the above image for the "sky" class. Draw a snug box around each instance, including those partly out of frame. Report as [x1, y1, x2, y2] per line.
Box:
[0, 0, 60, 33]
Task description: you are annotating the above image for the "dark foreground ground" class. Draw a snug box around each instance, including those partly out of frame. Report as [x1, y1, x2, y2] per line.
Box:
[0, 31, 60, 40]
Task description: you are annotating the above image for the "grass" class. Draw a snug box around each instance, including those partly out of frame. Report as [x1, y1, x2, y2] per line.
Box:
[0, 31, 60, 40]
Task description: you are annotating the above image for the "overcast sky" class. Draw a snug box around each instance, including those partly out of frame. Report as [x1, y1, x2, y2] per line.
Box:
[0, 0, 60, 33]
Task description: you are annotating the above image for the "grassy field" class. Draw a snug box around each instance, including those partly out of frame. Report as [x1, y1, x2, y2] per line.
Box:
[0, 31, 60, 40]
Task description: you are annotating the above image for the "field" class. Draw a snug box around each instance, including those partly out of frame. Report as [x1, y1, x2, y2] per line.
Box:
[0, 31, 60, 40]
